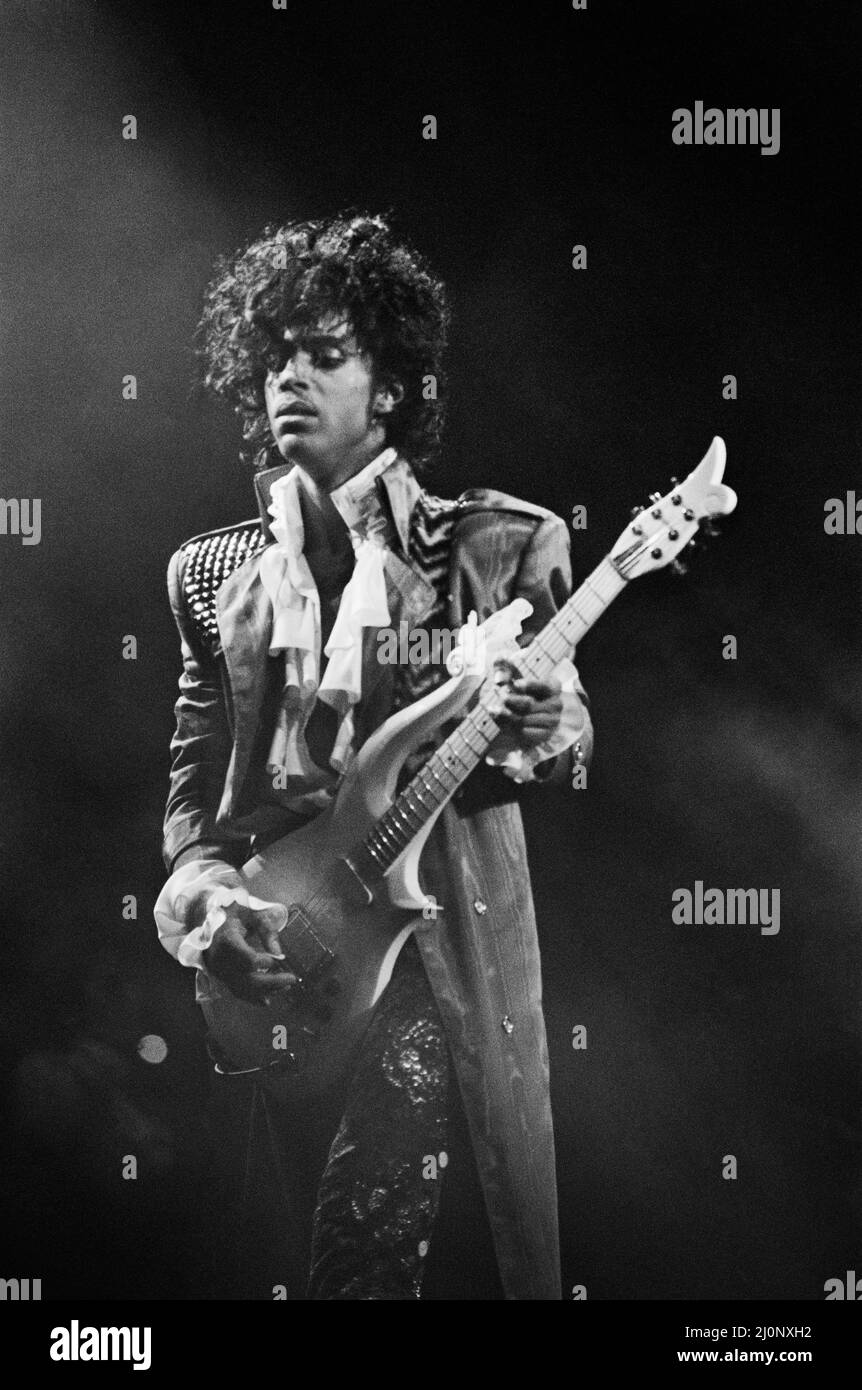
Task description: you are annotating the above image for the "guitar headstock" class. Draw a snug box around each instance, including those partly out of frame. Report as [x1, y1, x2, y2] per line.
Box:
[609, 436, 737, 580]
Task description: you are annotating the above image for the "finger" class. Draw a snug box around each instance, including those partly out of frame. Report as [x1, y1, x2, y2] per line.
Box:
[216, 925, 272, 971]
[511, 677, 561, 698]
[223, 978, 274, 1007]
[223, 969, 298, 1006]
[520, 710, 563, 728]
[247, 969, 298, 992]
[232, 900, 288, 935]
[501, 708, 561, 731]
[211, 928, 290, 980]
[255, 925, 286, 958]
[514, 722, 561, 745]
[503, 694, 562, 716]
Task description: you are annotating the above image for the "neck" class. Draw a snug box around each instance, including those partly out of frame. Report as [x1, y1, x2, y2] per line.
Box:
[293, 422, 388, 494]
[297, 474, 352, 556]
[294, 433, 388, 551]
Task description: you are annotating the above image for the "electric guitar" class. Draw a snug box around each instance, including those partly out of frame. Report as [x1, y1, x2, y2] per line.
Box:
[202, 436, 737, 1096]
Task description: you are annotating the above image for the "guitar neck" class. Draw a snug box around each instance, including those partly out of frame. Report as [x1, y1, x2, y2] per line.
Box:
[361, 555, 627, 875]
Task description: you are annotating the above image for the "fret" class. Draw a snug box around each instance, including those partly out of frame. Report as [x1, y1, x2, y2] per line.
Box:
[365, 838, 387, 868]
[582, 575, 607, 605]
[381, 809, 409, 842]
[369, 829, 390, 860]
[429, 763, 456, 793]
[459, 723, 486, 754]
[375, 822, 399, 853]
[395, 799, 423, 831]
[387, 816, 411, 846]
[521, 635, 555, 673]
[418, 772, 444, 804]
[448, 741, 476, 772]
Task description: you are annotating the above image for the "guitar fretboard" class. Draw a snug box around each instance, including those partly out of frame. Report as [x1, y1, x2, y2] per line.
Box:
[362, 555, 627, 874]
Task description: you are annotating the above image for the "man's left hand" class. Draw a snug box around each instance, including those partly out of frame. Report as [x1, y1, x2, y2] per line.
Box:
[492, 670, 565, 751]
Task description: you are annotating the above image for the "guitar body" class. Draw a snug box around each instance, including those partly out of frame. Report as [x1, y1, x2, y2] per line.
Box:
[199, 639, 500, 1100]
[202, 803, 415, 1100]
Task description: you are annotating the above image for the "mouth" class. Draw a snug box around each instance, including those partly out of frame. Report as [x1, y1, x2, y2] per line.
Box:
[276, 400, 317, 419]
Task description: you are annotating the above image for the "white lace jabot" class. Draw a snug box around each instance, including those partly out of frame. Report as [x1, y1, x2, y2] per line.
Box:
[258, 447, 405, 792]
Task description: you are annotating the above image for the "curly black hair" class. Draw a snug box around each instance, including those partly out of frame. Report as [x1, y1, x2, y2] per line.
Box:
[197, 212, 450, 474]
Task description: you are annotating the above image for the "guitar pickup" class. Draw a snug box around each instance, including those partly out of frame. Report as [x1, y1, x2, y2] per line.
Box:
[280, 909, 336, 981]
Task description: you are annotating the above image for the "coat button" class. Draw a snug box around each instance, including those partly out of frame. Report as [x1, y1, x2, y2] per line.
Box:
[473, 899, 487, 914]
[501, 1015, 514, 1034]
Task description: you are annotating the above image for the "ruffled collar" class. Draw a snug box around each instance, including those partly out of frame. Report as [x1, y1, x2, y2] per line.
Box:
[258, 448, 416, 801]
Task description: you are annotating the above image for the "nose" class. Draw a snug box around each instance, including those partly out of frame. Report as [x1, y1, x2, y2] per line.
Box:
[272, 347, 311, 387]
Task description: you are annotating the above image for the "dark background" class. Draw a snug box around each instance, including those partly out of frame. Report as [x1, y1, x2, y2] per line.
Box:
[0, 0, 858, 1299]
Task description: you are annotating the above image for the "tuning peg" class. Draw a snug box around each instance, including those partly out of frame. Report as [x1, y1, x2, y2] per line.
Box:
[670, 559, 688, 576]
[669, 476, 679, 485]
[698, 516, 721, 537]
[630, 505, 644, 517]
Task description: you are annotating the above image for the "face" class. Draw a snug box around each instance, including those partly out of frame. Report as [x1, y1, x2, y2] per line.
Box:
[263, 313, 398, 489]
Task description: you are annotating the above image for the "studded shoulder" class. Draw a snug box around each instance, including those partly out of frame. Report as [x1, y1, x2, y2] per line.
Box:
[175, 518, 270, 649]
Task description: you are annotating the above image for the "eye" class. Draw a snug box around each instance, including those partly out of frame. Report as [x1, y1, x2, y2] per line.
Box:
[311, 347, 347, 369]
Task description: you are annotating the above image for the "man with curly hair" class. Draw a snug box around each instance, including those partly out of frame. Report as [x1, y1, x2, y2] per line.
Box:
[154, 214, 592, 1300]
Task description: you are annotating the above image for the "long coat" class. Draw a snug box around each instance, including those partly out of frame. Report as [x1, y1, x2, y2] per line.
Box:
[162, 464, 590, 1301]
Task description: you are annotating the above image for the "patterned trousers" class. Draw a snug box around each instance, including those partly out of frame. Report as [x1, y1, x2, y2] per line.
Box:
[207, 937, 451, 1300]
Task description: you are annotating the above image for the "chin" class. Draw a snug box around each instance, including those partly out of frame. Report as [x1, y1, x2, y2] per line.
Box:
[277, 434, 325, 463]
[285, 443, 342, 486]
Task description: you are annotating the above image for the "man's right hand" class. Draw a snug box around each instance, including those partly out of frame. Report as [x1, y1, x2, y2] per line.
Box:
[203, 902, 298, 1005]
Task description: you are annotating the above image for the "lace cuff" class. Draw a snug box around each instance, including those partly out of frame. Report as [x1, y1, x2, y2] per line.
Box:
[153, 859, 287, 970]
